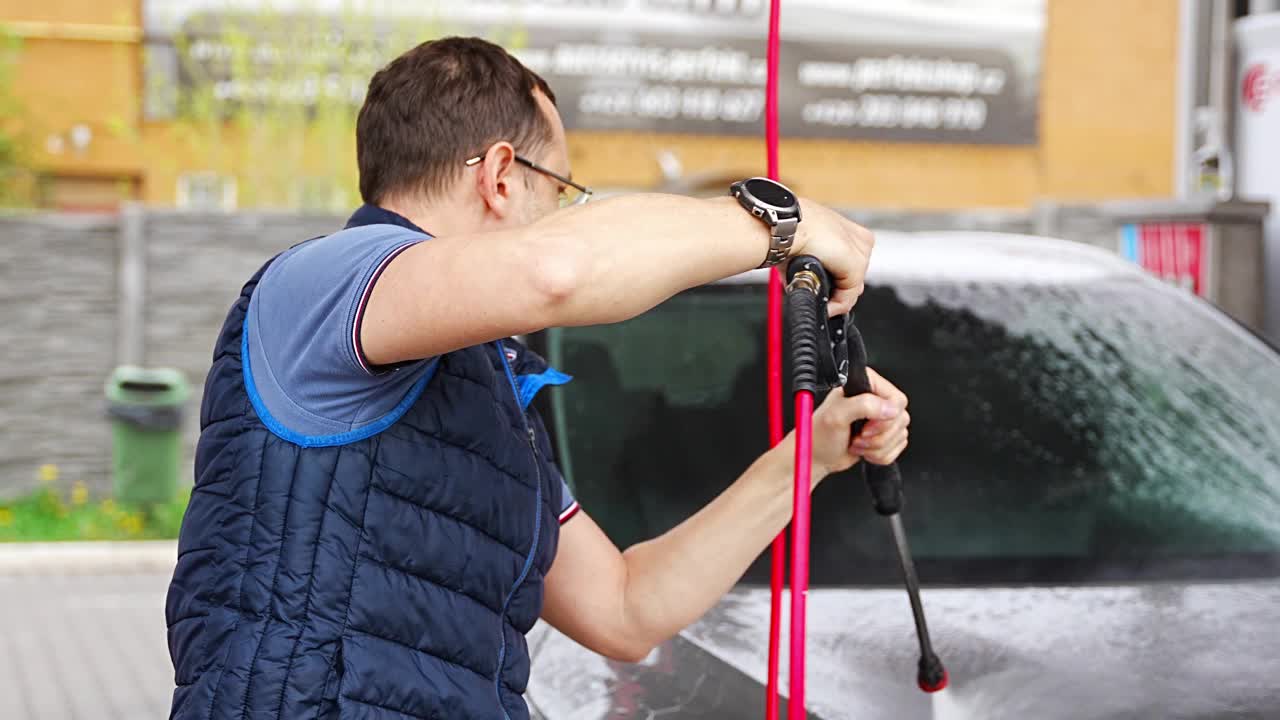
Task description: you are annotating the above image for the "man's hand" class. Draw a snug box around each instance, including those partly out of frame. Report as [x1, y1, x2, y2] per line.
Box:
[809, 367, 910, 477]
[791, 200, 875, 317]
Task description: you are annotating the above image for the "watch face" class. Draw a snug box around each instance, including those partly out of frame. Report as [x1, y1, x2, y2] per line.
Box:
[745, 178, 796, 209]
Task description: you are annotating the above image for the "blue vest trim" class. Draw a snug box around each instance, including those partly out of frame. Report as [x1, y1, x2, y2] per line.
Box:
[493, 343, 544, 719]
[514, 368, 573, 410]
[240, 314, 439, 448]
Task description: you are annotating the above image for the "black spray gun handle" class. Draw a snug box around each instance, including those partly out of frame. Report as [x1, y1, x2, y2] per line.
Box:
[786, 256, 902, 516]
[842, 321, 905, 517]
[786, 254, 904, 517]
[784, 256, 835, 395]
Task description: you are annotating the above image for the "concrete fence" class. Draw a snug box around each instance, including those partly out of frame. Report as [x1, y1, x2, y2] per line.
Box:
[1, 208, 342, 497]
[0, 201, 1266, 498]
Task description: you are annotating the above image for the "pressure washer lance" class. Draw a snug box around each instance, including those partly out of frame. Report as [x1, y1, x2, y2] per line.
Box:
[784, 256, 948, 701]
[842, 320, 948, 694]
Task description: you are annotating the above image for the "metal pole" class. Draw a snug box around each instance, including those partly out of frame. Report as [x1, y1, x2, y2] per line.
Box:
[1208, 0, 1236, 198]
[1174, 0, 1200, 199]
[117, 202, 146, 367]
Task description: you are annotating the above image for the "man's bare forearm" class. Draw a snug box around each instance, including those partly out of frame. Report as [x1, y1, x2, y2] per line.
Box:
[529, 194, 770, 327]
[363, 194, 771, 364]
[615, 434, 804, 655]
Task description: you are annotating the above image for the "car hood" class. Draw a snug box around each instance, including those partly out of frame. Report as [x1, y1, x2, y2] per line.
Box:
[527, 580, 1280, 719]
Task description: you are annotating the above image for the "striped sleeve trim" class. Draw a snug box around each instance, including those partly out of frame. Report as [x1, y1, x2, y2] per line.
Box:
[558, 501, 581, 524]
[352, 241, 418, 375]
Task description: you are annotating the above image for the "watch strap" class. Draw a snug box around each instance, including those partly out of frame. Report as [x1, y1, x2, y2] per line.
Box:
[758, 216, 798, 268]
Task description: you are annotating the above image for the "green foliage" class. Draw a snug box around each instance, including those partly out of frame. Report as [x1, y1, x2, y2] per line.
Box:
[166, 1, 458, 209]
[0, 482, 190, 542]
[0, 25, 32, 208]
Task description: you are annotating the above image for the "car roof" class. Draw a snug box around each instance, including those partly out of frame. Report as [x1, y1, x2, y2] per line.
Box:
[714, 231, 1145, 286]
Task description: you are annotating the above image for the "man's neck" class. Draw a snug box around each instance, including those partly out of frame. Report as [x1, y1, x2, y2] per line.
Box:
[380, 197, 484, 238]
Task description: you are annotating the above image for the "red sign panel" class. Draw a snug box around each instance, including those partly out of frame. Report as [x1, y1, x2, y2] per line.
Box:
[1120, 222, 1208, 296]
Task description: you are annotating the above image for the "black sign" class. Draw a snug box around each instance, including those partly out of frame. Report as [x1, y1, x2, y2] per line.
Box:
[516, 33, 1033, 144]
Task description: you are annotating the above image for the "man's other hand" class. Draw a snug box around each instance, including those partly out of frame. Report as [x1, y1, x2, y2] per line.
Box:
[809, 367, 910, 477]
[791, 200, 875, 317]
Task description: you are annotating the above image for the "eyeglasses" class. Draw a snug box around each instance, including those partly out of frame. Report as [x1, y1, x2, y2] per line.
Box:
[464, 153, 593, 208]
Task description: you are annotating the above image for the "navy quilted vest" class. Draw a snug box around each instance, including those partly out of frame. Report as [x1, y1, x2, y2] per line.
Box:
[166, 251, 564, 720]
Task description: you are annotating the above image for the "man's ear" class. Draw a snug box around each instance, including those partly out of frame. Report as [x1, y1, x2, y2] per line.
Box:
[475, 141, 518, 220]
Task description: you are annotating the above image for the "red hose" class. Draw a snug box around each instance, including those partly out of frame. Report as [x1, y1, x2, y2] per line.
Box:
[766, 0, 781, 182]
[788, 390, 813, 719]
[764, 0, 786, 719]
[766, 276, 784, 720]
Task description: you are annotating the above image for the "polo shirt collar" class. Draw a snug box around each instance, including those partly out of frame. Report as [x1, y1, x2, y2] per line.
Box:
[345, 203, 428, 234]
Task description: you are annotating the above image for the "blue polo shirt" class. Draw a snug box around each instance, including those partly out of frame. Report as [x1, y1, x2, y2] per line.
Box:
[245, 204, 579, 522]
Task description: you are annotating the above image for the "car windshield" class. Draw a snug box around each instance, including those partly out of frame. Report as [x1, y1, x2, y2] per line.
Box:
[535, 271, 1280, 585]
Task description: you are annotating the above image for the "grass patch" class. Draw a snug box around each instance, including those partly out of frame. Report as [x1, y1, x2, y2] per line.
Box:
[0, 470, 189, 542]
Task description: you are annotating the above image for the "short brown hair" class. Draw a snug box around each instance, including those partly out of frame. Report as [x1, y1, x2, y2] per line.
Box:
[356, 36, 557, 204]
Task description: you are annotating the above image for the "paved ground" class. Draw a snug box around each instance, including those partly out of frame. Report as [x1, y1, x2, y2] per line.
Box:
[0, 572, 174, 720]
[0, 544, 562, 720]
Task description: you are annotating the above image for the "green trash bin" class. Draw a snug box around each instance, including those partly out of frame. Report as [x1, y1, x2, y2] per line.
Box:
[106, 366, 190, 506]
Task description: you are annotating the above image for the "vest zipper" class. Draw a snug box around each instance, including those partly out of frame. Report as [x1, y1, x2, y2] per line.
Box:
[494, 343, 544, 720]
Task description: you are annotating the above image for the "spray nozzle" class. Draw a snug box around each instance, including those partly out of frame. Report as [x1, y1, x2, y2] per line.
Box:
[917, 652, 949, 693]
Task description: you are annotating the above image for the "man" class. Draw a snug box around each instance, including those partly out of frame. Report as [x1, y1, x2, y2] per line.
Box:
[166, 37, 910, 720]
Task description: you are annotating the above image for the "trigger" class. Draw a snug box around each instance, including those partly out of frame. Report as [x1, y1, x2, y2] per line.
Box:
[829, 313, 850, 389]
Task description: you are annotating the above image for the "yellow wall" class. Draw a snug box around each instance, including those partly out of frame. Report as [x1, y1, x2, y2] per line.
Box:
[568, 132, 1040, 209]
[2, 0, 141, 207]
[2, 0, 1182, 211]
[1038, 0, 1179, 201]
[0, 0, 136, 26]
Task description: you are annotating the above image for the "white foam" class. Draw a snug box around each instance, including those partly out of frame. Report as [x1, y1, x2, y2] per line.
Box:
[866, 232, 1136, 285]
[713, 232, 1139, 287]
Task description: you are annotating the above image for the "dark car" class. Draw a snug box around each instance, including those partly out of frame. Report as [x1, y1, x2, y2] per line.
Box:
[521, 232, 1280, 720]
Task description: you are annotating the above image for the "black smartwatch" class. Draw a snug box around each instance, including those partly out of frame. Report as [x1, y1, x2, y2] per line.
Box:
[730, 177, 801, 268]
